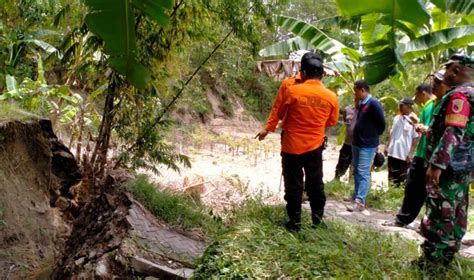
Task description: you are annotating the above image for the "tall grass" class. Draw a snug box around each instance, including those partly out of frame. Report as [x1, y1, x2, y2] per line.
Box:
[194, 200, 474, 279]
[126, 176, 474, 279]
[126, 175, 224, 237]
[0, 104, 40, 121]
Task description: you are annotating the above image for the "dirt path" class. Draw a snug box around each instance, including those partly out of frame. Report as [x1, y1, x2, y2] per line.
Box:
[307, 200, 422, 241]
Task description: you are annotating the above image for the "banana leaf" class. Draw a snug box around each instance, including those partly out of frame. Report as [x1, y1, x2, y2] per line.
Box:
[84, 0, 171, 88]
[335, 0, 430, 27]
[401, 25, 474, 61]
[275, 15, 349, 58]
[258, 37, 312, 57]
[431, 0, 474, 14]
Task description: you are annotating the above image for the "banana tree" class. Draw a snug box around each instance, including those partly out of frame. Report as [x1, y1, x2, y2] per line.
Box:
[261, 0, 473, 85]
[84, 0, 172, 89]
[0, 25, 60, 90]
[335, 0, 473, 83]
[401, 24, 474, 71]
[259, 15, 362, 87]
[83, 0, 172, 177]
[430, 0, 474, 14]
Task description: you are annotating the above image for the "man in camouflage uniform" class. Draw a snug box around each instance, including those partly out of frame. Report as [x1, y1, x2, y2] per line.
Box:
[420, 54, 474, 265]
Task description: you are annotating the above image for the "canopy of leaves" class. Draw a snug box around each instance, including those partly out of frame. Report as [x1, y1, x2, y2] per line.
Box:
[84, 0, 173, 88]
[401, 25, 474, 61]
[259, 15, 348, 58]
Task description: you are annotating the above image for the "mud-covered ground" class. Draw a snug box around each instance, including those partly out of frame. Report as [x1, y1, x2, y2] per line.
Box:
[149, 131, 388, 211]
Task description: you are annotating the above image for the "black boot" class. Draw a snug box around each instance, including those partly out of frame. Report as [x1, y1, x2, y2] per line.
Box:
[285, 210, 301, 232]
[285, 220, 301, 232]
[311, 215, 328, 229]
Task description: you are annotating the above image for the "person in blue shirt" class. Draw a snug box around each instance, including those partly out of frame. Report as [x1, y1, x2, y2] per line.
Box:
[347, 80, 386, 212]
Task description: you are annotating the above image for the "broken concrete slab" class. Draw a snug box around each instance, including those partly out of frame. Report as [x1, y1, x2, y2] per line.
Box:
[131, 256, 194, 279]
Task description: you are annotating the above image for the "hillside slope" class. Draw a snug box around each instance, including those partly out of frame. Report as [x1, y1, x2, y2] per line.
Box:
[0, 118, 81, 278]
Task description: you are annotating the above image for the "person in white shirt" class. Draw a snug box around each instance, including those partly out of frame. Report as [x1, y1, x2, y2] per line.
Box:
[384, 97, 419, 186]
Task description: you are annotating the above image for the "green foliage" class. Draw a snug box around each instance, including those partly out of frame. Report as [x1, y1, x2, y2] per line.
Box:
[315, 15, 361, 31]
[336, 0, 430, 27]
[194, 199, 474, 279]
[401, 25, 474, 62]
[258, 36, 312, 58]
[1, 0, 291, 176]
[126, 175, 224, 237]
[282, 0, 338, 22]
[379, 96, 399, 115]
[259, 15, 352, 61]
[469, 206, 474, 232]
[262, 0, 473, 87]
[335, 0, 473, 83]
[0, 56, 96, 135]
[0, 103, 40, 121]
[227, 64, 280, 121]
[366, 186, 405, 211]
[431, 0, 474, 14]
[363, 47, 399, 85]
[84, 0, 172, 88]
[114, 87, 191, 174]
[208, 0, 289, 55]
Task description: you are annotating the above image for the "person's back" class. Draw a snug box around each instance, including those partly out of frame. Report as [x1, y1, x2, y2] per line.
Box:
[280, 81, 338, 154]
[256, 52, 323, 141]
[277, 57, 339, 232]
[263, 75, 300, 132]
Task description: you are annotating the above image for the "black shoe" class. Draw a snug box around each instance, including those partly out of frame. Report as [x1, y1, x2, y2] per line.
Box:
[382, 219, 405, 228]
[285, 221, 301, 232]
[311, 220, 328, 229]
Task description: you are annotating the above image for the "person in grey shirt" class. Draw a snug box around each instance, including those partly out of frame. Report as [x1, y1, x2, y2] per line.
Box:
[334, 103, 357, 180]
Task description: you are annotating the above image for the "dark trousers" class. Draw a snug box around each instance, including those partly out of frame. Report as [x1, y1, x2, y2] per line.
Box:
[282, 146, 325, 225]
[335, 143, 352, 179]
[388, 156, 409, 186]
[395, 156, 427, 225]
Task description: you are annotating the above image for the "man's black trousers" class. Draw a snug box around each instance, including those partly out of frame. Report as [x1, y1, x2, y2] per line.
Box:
[335, 143, 352, 179]
[395, 156, 427, 225]
[388, 156, 409, 186]
[281, 146, 325, 225]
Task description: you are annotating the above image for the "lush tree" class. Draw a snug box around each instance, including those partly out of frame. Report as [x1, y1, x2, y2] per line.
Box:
[260, 0, 473, 85]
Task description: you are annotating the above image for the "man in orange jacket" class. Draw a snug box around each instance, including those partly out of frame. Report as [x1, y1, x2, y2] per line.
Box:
[255, 52, 323, 140]
[276, 57, 339, 231]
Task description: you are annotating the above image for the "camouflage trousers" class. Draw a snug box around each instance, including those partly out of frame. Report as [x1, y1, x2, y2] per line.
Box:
[420, 170, 470, 263]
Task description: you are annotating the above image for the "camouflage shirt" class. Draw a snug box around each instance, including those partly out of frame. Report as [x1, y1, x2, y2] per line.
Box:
[426, 82, 474, 171]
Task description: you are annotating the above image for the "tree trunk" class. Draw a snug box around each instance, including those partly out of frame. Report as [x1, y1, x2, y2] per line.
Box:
[91, 79, 117, 181]
[75, 104, 85, 163]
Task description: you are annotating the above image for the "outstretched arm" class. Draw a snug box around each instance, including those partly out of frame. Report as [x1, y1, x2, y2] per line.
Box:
[256, 80, 288, 140]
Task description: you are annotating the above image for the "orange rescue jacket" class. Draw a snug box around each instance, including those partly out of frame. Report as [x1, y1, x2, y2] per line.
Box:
[264, 74, 302, 132]
[278, 79, 339, 154]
